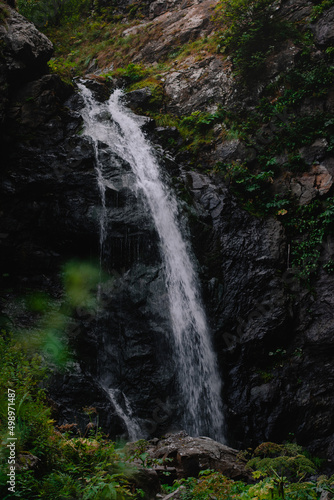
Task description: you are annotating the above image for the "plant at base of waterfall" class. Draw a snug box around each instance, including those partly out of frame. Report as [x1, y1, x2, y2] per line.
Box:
[175, 470, 235, 500]
[127, 439, 173, 469]
[246, 442, 318, 499]
[0, 331, 138, 500]
[0, 330, 54, 472]
[172, 464, 322, 499]
[14, 427, 137, 499]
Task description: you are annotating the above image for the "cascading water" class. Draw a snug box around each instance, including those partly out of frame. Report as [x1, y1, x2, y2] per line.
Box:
[79, 83, 225, 442]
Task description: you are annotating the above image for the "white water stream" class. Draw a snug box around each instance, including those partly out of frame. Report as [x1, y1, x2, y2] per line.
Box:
[79, 84, 225, 441]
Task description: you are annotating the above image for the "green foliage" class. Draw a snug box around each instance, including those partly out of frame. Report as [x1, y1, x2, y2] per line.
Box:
[0, 330, 54, 496]
[177, 470, 234, 499]
[284, 199, 334, 278]
[17, 0, 91, 28]
[247, 454, 317, 480]
[150, 108, 226, 155]
[48, 56, 78, 83]
[245, 442, 318, 499]
[217, 161, 274, 194]
[113, 64, 149, 85]
[12, 435, 135, 499]
[11, 259, 101, 369]
[172, 456, 321, 500]
[208, 17, 334, 280]
[216, 0, 297, 77]
[311, 0, 334, 21]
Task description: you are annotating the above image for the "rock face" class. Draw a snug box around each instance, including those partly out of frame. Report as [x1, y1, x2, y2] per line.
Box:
[1, 0, 334, 469]
[0, 4, 53, 124]
[312, 6, 334, 47]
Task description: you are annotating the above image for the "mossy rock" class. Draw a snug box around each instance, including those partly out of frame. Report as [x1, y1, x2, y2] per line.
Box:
[253, 442, 284, 458]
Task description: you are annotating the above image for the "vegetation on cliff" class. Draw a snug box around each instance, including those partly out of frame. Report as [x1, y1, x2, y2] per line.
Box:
[15, 0, 334, 283]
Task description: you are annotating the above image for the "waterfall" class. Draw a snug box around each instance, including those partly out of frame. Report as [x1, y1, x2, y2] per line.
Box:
[79, 84, 225, 442]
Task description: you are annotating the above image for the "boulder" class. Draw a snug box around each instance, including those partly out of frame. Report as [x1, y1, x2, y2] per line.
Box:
[126, 467, 161, 500]
[278, 0, 313, 23]
[124, 87, 153, 111]
[147, 431, 252, 482]
[290, 165, 333, 205]
[16, 453, 40, 471]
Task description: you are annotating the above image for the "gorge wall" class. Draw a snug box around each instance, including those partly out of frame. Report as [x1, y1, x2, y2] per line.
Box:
[0, 0, 334, 466]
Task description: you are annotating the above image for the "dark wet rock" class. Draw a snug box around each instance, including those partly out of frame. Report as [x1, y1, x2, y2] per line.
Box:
[0, 6, 53, 83]
[213, 138, 257, 165]
[312, 6, 334, 47]
[278, 0, 313, 24]
[124, 87, 153, 111]
[126, 467, 161, 500]
[48, 363, 127, 436]
[264, 41, 301, 79]
[183, 170, 334, 463]
[149, 0, 183, 19]
[79, 76, 114, 102]
[299, 138, 329, 165]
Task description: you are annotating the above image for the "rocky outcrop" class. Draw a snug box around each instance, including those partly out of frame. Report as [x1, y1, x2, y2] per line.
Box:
[122, 0, 218, 64]
[145, 431, 252, 482]
[0, 5, 53, 87]
[0, 4, 53, 124]
[163, 55, 234, 115]
[0, 7, 53, 77]
[312, 6, 334, 47]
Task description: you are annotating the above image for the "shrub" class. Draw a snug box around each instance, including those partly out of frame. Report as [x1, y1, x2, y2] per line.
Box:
[17, 0, 91, 28]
